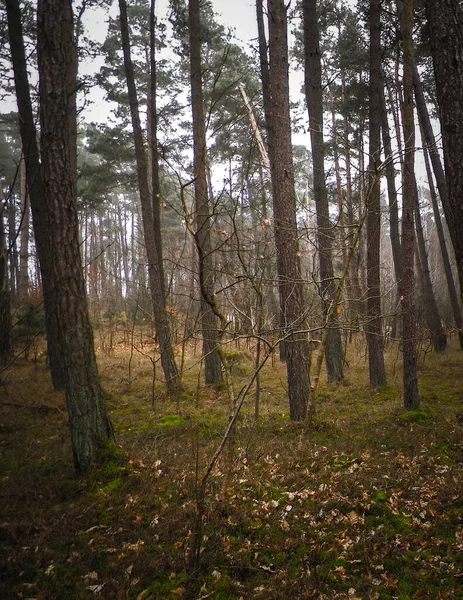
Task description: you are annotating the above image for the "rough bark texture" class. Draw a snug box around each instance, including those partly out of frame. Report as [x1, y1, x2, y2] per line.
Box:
[302, 0, 343, 383]
[188, 0, 222, 385]
[427, 0, 463, 308]
[37, 0, 113, 472]
[422, 142, 463, 350]
[119, 0, 180, 391]
[5, 0, 66, 390]
[400, 0, 419, 409]
[366, 0, 386, 387]
[268, 0, 311, 421]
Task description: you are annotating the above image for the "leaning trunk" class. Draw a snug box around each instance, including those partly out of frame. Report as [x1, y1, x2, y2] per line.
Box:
[427, 0, 463, 305]
[119, 0, 180, 390]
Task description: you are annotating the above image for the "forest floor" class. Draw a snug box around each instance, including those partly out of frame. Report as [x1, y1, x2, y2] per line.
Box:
[1, 331, 462, 599]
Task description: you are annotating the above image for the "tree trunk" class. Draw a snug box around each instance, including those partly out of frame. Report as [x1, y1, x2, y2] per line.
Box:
[413, 186, 447, 352]
[427, 0, 463, 307]
[422, 141, 463, 349]
[5, 0, 66, 390]
[366, 0, 386, 387]
[149, 0, 165, 282]
[119, 0, 180, 391]
[256, 0, 274, 173]
[400, 0, 419, 409]
[18, 154, 30, 301]
[0, 208, 12, 367]
[37, 0, 113, 471]
[412, 59, 453, 233]
[188, 0, 222, 385]
[380, 75, 402, 284]
[268, 0, 311, 421]
[302, 0, 343, 383]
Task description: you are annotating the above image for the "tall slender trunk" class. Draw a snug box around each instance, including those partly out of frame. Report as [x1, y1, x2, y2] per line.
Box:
[37, 0, 113, 471]
[267, 0, 311, 421]
[400, 0, 419, 408]
[119, 0, 180, 391]
[18, 154, 30, 301]
[380, 75, 402, 338]
[302, 0, 343, 383]
[380, 75, 402, 284]
[6, 0, 65, 390]
[422, 141, 463, 349]
[256, 0, 274, 174]
[0, 208, 12, 366]
[427, 0, 463, 305]
[366, 0, 386, 387]
[330, 93, 350, 329]
[412, 60, 452, 228]
[149, 0, 165, 284]
[413, 186, 447, 352]
[188, 0, 221, 385]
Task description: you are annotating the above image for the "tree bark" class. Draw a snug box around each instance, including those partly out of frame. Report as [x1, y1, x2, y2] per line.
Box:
[268, 0, 311, 421]
[366, 0, 386, 387]
[18, 154, 30, 301]
[0, 208, 12, 367]
[303, 0, 343, 383]
[427, 0, 463, 307]
[422, 141, 463, 349]
[413, 186, 447, 352]
[188, 0, 222, 385]
[400, 0, 419, 409]
[119, 0, 180, 391]
[37, 0, 113, 471]
[5, 0, 65, 390]
[380, 75, 402, 285]
[256, 0, 274, 174]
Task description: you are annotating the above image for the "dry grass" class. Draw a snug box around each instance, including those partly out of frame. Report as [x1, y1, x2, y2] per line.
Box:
[1, 332, 462, 599]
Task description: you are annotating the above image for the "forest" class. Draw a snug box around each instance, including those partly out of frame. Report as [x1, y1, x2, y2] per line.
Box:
[1, 0, 462, 598]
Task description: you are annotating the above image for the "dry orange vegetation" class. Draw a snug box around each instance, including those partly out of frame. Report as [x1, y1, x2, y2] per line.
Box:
[1, 333, 462, 599]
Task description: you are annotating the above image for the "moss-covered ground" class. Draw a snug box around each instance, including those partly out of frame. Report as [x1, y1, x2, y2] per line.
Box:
[1, 333, 462, 599]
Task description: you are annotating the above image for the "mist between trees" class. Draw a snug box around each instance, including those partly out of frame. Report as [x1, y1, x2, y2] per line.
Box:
[1, 0, 463, 472]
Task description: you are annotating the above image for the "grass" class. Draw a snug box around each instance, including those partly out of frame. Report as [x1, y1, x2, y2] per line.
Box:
[0, 332, 462, 599]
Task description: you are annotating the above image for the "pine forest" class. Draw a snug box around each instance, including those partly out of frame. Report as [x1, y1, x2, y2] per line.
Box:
[1, 0, 462, 598]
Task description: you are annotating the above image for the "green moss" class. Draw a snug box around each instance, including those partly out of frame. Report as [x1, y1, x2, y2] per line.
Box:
[102, 477, 122, 493]
[156, 414, 184, 427]
[397, 407, 432, 424]
[374, 386, 399, 401]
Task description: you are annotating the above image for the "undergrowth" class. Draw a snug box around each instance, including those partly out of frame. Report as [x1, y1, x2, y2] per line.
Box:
[0, 335, 462, 599]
